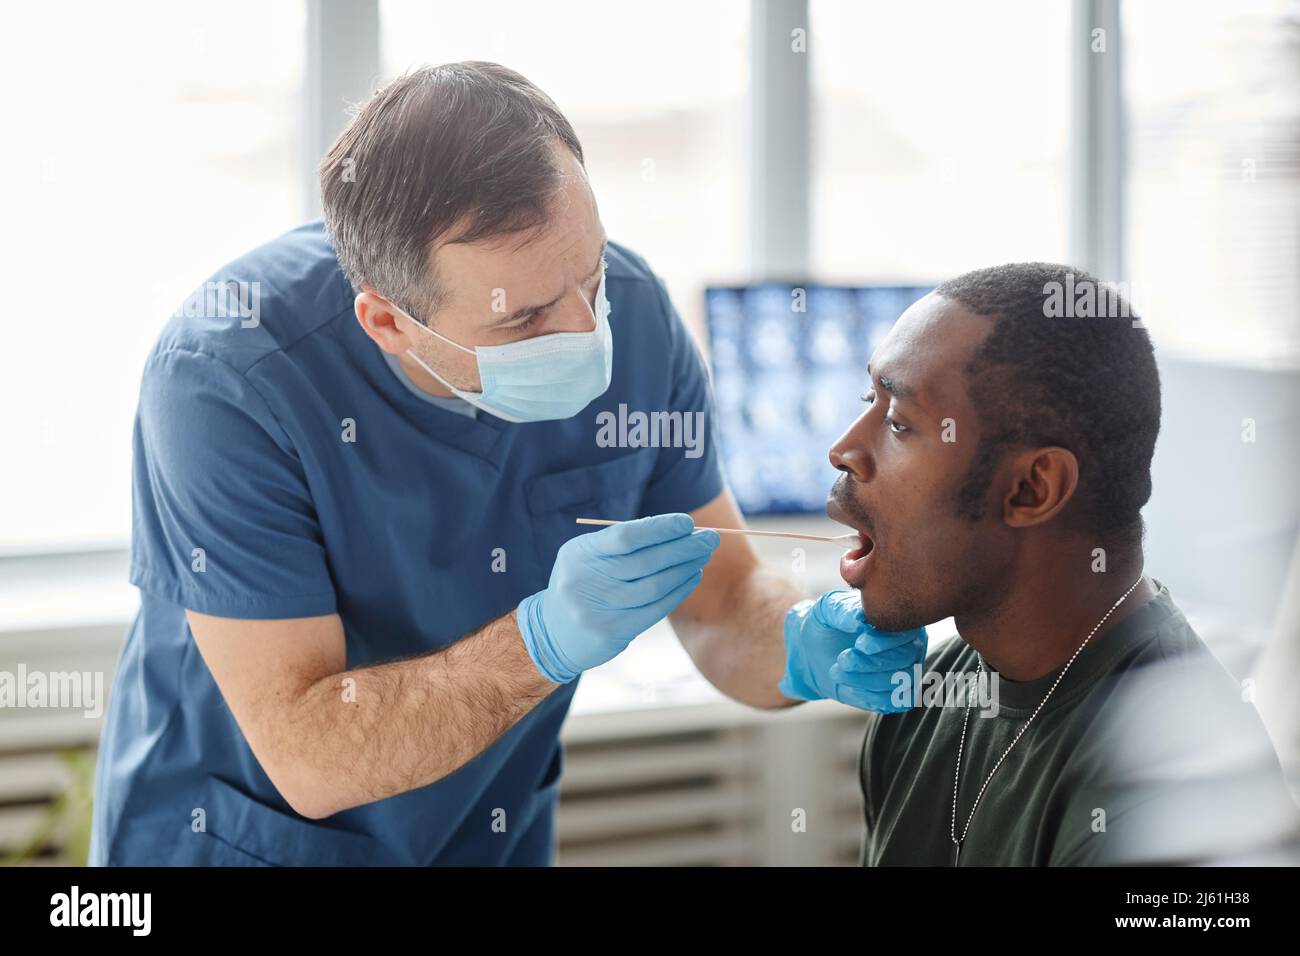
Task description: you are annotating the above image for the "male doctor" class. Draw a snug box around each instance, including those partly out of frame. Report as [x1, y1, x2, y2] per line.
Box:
[90, 62, 926, 865]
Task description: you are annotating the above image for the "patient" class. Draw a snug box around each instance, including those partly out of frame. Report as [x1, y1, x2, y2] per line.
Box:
[830, 263, 1300, 866]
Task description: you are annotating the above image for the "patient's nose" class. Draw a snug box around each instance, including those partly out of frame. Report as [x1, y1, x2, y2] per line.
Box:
[829, 415, 874, 481]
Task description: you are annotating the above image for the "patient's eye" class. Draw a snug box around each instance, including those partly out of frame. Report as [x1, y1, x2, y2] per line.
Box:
[862, 390, 907, 434]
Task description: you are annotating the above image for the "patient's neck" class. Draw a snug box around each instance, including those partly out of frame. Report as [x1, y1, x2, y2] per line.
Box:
[954, 550, 1155, 683]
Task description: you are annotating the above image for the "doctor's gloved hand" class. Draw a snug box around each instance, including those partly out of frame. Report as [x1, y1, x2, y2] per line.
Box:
[779, 589, 927, 713]
[517, 513, 720, 684]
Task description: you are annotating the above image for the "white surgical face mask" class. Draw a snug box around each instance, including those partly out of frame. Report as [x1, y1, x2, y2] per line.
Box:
[394, 264, 614, 423]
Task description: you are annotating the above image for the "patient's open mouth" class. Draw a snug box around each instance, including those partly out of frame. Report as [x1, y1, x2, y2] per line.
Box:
[826, 498, 876, 587]
[844, 531, 873, 561]
[839, 531, 875, 586]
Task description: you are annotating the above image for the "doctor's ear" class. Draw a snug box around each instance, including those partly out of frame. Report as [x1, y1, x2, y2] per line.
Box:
[354, 290, 413, 353]
[1001, 447, 1080, 530]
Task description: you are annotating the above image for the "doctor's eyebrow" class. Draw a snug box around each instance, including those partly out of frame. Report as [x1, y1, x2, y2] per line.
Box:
[493, 239, 608, 326]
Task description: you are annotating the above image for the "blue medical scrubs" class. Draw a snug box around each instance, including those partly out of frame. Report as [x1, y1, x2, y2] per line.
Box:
[90, 222, 724, 866]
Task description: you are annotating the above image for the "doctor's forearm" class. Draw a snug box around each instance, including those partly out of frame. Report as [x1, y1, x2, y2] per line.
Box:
[673, 565, 802, 710]
[271, 611, 557, 819]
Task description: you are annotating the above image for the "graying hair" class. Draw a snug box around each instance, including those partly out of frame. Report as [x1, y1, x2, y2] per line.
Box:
[319, 61, 584, 322]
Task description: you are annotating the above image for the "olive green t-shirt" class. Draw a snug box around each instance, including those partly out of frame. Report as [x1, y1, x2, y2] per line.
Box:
[860, 580, 1300, 866]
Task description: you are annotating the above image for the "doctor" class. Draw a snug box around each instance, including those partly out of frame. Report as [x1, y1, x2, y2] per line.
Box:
[91, 61, 926, 866]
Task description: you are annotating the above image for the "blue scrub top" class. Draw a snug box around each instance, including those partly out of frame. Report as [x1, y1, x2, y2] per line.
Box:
[90, 221, 724, 866]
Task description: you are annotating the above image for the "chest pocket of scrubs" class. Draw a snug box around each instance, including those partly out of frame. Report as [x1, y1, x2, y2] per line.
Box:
[200, 776, 385, 866]
[525, 453, 654, 570]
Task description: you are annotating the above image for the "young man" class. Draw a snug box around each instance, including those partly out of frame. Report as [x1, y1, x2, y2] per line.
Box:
[825, 263, 1300, 865]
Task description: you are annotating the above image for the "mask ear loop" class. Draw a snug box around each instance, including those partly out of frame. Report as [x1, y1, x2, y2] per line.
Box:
[388, 299, 478, 356]
[586, 259, 611, 329]
[358, 293, 486, 397]
[404, 347, 483, 401]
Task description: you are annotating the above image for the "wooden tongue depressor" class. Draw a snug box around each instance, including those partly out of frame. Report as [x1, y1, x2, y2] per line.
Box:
[575, 517, 860, 545]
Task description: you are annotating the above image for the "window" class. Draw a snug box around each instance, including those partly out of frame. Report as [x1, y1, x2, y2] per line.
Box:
[1124, 0, 1300, 367]
[0, 0, 305, 553]
[380, 0, 750, 339]
[810, 0, 1070, 282]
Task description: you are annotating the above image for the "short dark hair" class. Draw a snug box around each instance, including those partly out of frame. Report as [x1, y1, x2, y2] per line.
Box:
[319, 61, 584, 318]
[935, 263, 1161, 548]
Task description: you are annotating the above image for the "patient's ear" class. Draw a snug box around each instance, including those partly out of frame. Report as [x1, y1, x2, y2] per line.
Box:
[1002, 447, 1079, 529]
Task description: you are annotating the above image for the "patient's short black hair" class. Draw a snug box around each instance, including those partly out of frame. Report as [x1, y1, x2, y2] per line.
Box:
[934, 263, 1161, 550]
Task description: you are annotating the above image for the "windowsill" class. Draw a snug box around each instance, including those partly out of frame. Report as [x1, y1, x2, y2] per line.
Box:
[0, 515, 857, 634]
[0, 515, 887, 720]
[0, 522, 1265, 715]
[0, 549, 136, 633]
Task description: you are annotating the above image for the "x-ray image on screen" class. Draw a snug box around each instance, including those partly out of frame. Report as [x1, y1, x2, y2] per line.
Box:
[704, 283, 933, 516]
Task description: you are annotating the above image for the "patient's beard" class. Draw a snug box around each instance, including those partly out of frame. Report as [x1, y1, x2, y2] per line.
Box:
[865, 532, 1006, 634]
[860, 577, 931, 633]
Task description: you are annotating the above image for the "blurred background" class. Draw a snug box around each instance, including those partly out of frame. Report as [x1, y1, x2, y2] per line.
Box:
[1, 0, 1297, 865]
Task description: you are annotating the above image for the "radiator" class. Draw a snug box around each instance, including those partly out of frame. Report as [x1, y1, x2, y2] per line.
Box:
[0, 623, 871, 866]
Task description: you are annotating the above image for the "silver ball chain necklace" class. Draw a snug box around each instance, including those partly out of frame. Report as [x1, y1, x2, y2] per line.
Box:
[948, 575, 1146, 865]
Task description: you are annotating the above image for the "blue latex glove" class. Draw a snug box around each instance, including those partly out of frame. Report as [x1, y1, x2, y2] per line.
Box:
[779, 589, 928, 713]
[518, 513, 721, 684]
